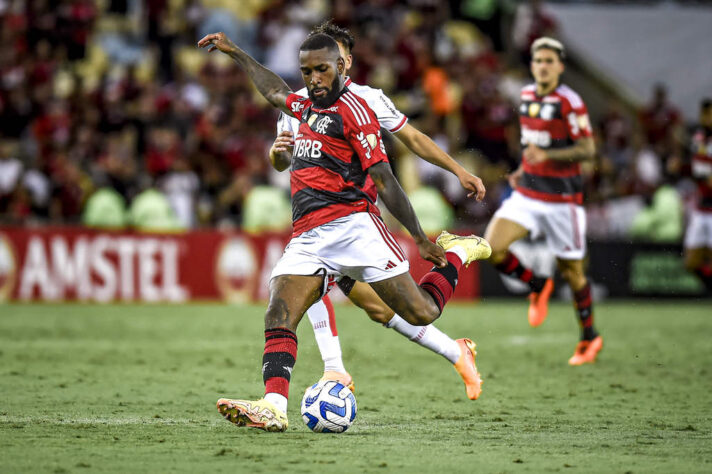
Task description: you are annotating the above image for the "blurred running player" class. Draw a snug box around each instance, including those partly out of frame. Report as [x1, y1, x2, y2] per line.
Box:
[483, 37, 602, 365]
[684, 98, 712, 293]
[270, 21, 486, 401]
[197, 32, 491, 431]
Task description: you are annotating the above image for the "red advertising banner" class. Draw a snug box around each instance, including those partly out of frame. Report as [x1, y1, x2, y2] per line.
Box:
[0, 227, 479, 303]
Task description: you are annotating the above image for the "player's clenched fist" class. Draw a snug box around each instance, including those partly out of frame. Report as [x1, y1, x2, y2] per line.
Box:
[197, 32, 238, 54]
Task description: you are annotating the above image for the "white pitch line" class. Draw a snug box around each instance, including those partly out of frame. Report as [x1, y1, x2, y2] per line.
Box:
[0, 416, 225, 426]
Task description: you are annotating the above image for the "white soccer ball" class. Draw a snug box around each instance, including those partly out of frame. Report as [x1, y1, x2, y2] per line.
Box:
[300, 380, 357, 433]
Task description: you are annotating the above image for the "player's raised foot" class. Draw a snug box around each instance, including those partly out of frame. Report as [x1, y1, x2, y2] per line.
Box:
[216, 398, 288, 432]
[436, 231, 492, 266]
[527, 278, 554, 327]
[320, 370, 355, 393]
[453, 338, 483, 400]
[568, 335, 603, 366]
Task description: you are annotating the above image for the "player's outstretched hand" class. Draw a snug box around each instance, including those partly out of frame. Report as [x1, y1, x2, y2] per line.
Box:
[523, 143, 547, 165]
[459, 172, 486, 201]
[417, 238, 447, 268]
[197, 32, 237, 55]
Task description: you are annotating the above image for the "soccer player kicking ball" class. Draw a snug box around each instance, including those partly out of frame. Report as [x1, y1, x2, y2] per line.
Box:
[197, 32, 491, 431]
[483, 37, 603, 365]
[270, 22, 486, 402]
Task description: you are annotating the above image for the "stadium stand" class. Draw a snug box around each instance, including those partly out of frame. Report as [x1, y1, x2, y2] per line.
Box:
[0, 0, 706, 245]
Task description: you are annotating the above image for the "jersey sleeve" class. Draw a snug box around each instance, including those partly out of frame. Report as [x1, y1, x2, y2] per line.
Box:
[285, 93, 310, 122]
[563, 96, 593, 140]
[369, 89, 408, 133]
[277, 111, 299, 134]
[342, 97, 390, 170]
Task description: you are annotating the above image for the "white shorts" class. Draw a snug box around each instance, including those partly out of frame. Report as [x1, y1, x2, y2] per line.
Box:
[493, 191, 587, 260]
[270, 212, 410, 293]
[684, 210, 712, 249]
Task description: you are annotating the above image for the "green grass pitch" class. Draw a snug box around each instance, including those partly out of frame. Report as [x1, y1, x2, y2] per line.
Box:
[1, 300, 711, 473]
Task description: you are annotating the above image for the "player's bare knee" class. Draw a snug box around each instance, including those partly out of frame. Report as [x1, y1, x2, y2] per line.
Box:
[365, 306, 395, 324]
[395, 299, 438, 326]
[489, 248, 509, 265]
[399, 311, 435, 326]
[264, 301, 298, 331]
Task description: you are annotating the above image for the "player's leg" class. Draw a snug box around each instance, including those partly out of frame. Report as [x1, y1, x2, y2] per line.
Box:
[346, 279, 482, 399]
[683, 212, 712, 293]
[304, 295, 354, 390]
[685, 247, 712, 292]
[368, 232, 489, 326]
[557, 258, 603, 365]
[217, 274, 323, 431]
[485, 215, 553, 326]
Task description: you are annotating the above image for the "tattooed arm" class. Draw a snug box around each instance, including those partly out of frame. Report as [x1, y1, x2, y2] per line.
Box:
[198, 32, 292, 115]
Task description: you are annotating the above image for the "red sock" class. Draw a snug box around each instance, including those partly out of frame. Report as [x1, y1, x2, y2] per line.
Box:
[494, 252, 546, 292]
[419, 253, 462, 313]
[573, 282, 597, 341]
[263, 328, 297, 398]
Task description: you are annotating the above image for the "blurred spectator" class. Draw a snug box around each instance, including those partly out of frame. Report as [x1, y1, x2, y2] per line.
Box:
[0, 145, 23, 218]
[639, 84, 683, 162]
[512, 0, 558, 64]
[159, 156, 200, 229]
[0, 0, 700, 241]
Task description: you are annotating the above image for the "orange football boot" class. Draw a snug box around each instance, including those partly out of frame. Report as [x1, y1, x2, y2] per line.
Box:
[568, 336, 603, 365]
[453, 338, 483, 400]
[528, 278, 554, 327]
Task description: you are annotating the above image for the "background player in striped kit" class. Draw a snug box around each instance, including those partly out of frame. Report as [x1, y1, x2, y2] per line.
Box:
[683, 98, 712, 293]
[483, 37, 603, 365]
[270, 21, 486, 401]
[198, 31, 490, 431]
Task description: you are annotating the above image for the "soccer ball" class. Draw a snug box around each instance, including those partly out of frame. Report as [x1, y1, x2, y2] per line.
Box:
[300, 380, 357, 433]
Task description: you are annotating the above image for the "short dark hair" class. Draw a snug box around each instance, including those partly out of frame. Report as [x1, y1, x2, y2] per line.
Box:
[702, 98, 712, 111]
[309, 20, 355, 53]
[299, 33, 341, 56]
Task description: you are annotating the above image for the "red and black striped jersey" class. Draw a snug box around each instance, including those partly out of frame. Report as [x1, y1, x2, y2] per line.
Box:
[285, 88, 389, 236]
[518, 83, 592, 204]
[691, 126, 712, 212]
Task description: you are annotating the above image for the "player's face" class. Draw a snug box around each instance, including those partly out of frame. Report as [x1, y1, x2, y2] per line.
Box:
[300, 48, 345, 107]
[530, 49, 564, 86]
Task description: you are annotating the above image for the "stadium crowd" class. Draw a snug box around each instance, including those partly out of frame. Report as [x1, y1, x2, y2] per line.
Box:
[0, 0, 700, 240]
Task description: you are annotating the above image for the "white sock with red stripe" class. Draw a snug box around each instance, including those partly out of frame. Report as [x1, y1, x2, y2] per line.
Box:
[306, 296, 347, 373]
[386, 314, 461, 364]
